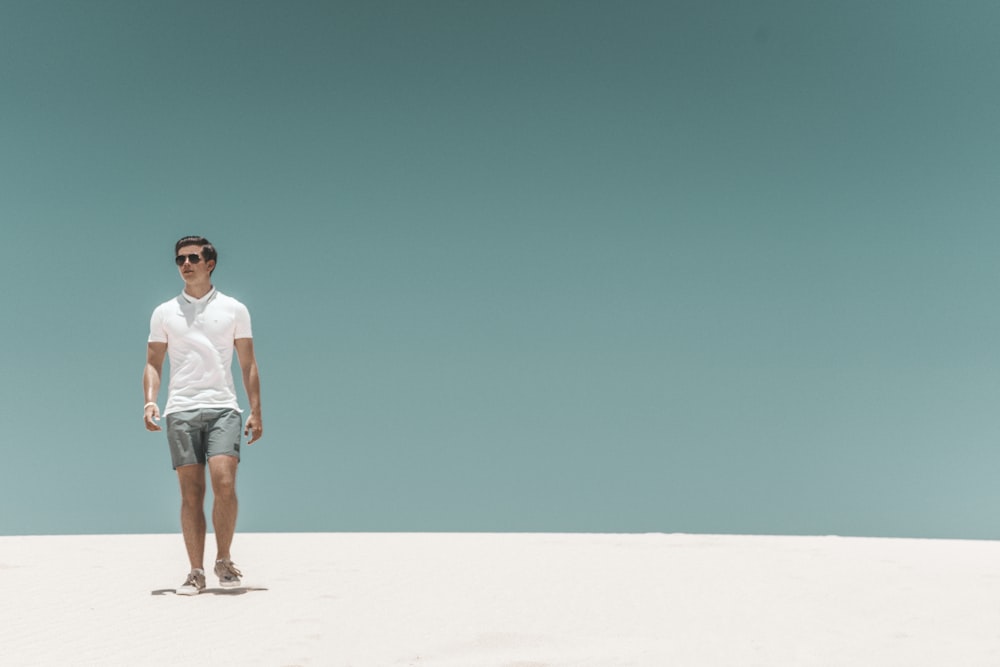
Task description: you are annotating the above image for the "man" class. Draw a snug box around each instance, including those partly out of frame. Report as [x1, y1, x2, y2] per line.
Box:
[143, 236, 263, 595]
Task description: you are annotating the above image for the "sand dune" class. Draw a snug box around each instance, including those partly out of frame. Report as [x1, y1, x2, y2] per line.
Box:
[2, 532, 999, 666]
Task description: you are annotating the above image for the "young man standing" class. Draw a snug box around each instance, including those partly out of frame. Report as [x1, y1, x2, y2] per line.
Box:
[143, 236, 263, 595]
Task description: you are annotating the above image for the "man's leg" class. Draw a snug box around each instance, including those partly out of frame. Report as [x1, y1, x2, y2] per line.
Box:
[177, 464, 207, 570]
[208, 454, 239, 561]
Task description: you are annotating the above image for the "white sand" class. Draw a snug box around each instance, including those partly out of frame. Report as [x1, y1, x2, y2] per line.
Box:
[1, 532, 999, 666]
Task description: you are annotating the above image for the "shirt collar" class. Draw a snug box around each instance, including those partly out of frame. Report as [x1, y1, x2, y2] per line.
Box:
[180, 287, 217, 304]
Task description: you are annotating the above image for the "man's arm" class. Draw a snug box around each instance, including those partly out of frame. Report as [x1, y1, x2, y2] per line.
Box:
[143, 342, 167, 431]
[234, 337, 263, 445]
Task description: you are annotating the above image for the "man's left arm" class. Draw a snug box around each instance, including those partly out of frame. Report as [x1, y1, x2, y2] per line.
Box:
[235, 337, 263, 445]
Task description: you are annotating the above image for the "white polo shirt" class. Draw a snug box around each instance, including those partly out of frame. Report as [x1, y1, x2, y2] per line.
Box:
[148, 288, 253, 417]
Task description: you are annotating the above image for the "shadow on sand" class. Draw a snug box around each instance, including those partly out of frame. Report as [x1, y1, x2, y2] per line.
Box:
[151, 587, 269, 596]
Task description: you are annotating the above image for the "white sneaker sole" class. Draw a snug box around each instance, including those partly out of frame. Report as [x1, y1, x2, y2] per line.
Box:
[176, 586, 202, 596]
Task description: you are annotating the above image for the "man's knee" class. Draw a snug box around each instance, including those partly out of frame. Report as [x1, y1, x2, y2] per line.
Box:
[209, 456, 238, 496]
[180, 485, 205, 506]
[213, 477, 237, 498]
[177, 465, 206, 503]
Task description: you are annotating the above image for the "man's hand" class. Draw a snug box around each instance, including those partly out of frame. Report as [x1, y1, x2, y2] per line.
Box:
[144, 403, 162, 431]
[245, 413, 263, 445]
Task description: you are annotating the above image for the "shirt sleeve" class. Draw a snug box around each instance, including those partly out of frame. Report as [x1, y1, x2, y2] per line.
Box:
[234, 303, 253, 339]
[148, 306, 168, 343]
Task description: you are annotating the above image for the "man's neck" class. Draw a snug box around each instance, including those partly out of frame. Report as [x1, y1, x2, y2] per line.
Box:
[183, 282, 214, 300]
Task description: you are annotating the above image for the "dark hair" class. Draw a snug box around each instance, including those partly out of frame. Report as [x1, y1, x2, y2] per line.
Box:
[175, 236, 218, 273]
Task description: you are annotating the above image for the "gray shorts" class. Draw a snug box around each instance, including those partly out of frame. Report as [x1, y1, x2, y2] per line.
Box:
[165, 408, 242, 469]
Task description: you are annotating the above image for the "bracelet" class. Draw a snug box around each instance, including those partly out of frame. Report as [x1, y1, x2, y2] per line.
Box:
[144, 402, 158, 411]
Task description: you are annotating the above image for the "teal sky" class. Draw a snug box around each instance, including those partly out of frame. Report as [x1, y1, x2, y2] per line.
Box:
[2, 1, 1000, 538]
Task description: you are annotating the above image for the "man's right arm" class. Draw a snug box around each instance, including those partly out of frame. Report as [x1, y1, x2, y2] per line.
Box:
[143, 342, 167, 431]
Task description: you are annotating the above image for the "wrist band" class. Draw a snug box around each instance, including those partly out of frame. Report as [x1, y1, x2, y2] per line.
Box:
[144, 402, 158, 410]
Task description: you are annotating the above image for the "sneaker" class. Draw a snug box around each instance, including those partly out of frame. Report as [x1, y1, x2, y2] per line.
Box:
[176, 569, 206, 596]
[214, 559, 243, 588]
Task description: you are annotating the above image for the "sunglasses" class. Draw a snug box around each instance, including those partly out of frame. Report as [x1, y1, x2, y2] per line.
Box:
[175, 254, 204, 266]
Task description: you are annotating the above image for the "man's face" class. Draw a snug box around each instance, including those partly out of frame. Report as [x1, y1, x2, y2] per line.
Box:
[176, 244, 215, 282]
